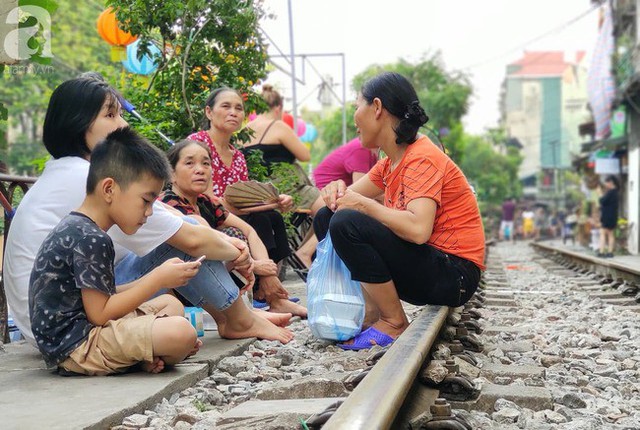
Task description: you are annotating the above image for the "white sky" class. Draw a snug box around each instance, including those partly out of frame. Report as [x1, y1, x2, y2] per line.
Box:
[259, 0, 600, 135]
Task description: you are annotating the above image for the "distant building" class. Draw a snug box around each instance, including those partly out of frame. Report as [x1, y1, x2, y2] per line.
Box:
[501, 51, 590, 197]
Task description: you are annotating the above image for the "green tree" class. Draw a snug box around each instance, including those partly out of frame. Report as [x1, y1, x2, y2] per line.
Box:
[313, 104, 356, 165]
[459, 131, 522, 235]
[107, 0, 269, 148]
[0, 0, 116, 175]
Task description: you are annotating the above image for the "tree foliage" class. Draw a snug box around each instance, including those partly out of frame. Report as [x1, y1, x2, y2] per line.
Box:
[459, 130, 522, 234]
[107, 0, 269, 148]
[1, 0, 114, 175]
[313, 104, 356, 165]
[1, 0, 269, 173]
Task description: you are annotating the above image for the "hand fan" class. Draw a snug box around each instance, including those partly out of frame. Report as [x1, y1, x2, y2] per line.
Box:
[224, 180, 280, 208]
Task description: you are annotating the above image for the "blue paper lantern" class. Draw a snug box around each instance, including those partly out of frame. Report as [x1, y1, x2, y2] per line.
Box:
[301, 123, 318, 142]
[122, 39, 160, 75]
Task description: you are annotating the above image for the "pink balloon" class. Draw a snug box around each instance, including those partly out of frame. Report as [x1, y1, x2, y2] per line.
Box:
[248, 112, 257, 121]
[296, 118, 306, 137]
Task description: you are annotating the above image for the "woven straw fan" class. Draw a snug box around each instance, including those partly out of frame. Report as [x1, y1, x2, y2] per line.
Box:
[224, 181, 280, 208]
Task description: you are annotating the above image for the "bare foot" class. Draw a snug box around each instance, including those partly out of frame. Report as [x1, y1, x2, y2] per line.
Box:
[294, 250, 312, 269]
[187, 339, 203, 358]
[252, 309, 292, 327]
[219, 313, 294, 344]
[268, 298, 308, 318]
[141, 357, 165, 373]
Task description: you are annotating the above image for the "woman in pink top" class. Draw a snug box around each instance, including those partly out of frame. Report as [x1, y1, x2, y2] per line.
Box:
[313, 137, 378, 189]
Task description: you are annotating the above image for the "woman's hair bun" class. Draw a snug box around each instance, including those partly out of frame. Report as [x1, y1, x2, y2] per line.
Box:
[405, 101, 429, 127]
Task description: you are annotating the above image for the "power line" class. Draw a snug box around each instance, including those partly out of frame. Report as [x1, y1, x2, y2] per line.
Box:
[462, 4, 600, 70]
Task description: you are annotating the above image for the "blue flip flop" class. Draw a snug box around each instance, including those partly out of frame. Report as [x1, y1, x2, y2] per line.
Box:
[253, 297, 300, 309]
[339, 327, 395, 351]
[252, 300, 270, 309]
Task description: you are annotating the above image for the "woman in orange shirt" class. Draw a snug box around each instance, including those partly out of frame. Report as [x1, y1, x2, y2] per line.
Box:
[317, 72, 485, 350]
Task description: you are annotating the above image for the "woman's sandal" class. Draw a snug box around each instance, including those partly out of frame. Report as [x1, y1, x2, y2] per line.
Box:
[339, 327, 395, 351]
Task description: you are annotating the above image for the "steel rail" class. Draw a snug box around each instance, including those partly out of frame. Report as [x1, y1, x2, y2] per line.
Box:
[531, 242, 640, 280]
[323, 305, 450, 430]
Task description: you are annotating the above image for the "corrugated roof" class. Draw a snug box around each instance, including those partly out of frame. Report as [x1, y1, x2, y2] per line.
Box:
[509, 51, 586, 77]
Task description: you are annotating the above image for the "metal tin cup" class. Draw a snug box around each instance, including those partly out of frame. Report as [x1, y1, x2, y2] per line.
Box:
[184, 307, 204, 337]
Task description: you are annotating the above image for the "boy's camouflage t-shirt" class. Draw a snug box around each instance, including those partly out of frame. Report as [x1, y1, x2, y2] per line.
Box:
[29, 212, 115, 367]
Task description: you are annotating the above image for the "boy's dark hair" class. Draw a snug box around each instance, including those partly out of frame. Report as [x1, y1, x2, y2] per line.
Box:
[43, 77, 121, 159]
[86, 127, 171, 194]
[360, 72, 429, 145]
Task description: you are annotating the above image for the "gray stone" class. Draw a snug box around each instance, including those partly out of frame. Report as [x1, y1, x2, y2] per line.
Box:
[451, 383, 552, 413]
[492, 407, 520, 424]
[298, 365, 328, 376]
[274, 348, 296, 366]
[154, 399, 178, 420]
[202, 389, 225, 406]
[283, 371, 303, 380]
[561, 392, 587, 409]
[494, 398, 522, 412]
[543, 410, 567, 424]
[174, 421, 192, 430]
[590, 376, 618, 390]
[421, 361, 448, 384]
[216, 412, 304, 430]
[256, 372, 348, 400]
[219, 397, 346, 424]
[172, 412, 199, 426]
[265, 358, 282, 368]
[621, 358, 637, 370]
[210, 371, 236, 385]
[217, 357, 253, 376]
[191, 411, 222, 430]
[482, 325, 527, 335]
[540, 355, 563, 367]
[235, 371, 264, 382]
[122, 413, 149, 428]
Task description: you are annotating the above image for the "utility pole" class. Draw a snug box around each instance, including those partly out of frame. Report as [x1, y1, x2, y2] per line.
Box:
[287, 0, 298, 135]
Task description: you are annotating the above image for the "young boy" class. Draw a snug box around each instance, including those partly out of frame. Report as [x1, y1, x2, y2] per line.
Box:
[29, 128, 202, 376]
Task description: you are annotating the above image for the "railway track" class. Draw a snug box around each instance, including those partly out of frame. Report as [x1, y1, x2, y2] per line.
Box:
[302, 241, 640, 430]
[530, 242, 640, 305]
[110, 240, 639, 429]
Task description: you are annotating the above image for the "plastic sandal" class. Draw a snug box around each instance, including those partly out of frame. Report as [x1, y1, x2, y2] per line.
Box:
[253, 297, 300, 308]
[339, 327, 395, 351]
[252, 300, 270, 309]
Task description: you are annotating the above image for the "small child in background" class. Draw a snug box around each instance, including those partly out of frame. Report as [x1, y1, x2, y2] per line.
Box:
[29, 128, 202, 376]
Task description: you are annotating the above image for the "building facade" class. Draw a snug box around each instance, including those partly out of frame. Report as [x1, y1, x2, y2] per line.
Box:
[502, 51, 590, 198]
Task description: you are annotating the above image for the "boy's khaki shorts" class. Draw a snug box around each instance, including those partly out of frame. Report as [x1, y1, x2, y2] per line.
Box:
[59, 303, 161, 376]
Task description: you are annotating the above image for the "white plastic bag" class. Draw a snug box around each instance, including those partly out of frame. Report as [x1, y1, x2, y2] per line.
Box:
[307, 235, 365, 341]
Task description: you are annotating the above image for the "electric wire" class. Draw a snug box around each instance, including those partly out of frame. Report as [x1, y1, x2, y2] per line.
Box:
[462, 4, 600, 70]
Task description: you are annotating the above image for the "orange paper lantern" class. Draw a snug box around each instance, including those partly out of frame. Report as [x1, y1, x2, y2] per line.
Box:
[96, 7, 137, 47]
